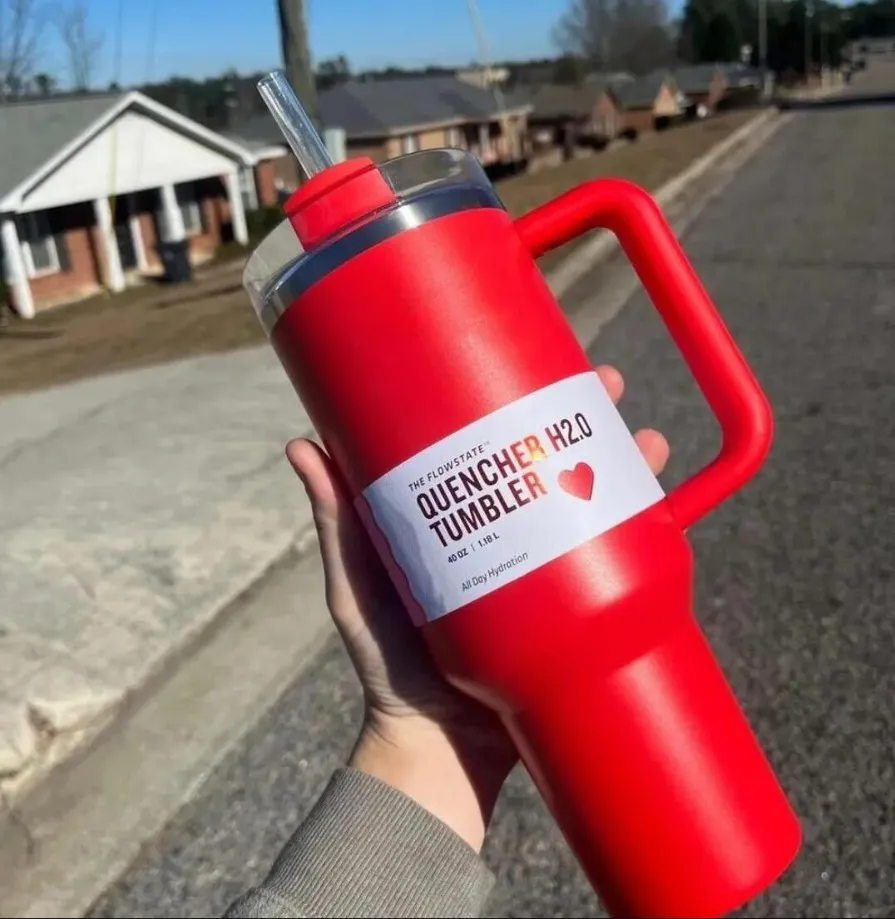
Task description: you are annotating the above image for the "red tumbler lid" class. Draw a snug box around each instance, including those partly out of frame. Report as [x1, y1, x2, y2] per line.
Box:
[256, 71, 399, 252]
[283, 157, 398, 251]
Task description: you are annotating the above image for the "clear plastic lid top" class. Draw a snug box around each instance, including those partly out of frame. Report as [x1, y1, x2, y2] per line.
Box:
[242, 147, 495, 319]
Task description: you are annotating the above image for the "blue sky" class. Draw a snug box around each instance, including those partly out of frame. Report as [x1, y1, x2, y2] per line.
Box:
[43, 0, 580, 89]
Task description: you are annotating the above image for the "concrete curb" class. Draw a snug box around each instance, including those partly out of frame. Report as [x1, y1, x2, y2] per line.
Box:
[0, 534, 333, 918]
[0, 518, 317, 802]
[547, 106, 780, 301]
[0, 104, 789, 917]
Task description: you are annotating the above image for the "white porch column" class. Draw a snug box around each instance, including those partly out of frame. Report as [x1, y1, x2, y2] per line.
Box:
[159, 183, 186, 242]
[93, 196, 125, 293]
[128, 194, 149, 271]
[242, 165, 259, 211]
[1, 217, 34, 319]
[225, 171, 249, 246]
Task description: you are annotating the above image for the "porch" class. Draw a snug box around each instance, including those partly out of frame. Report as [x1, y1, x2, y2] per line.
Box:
[3, 179, 247, 317]
[0, 91, 256, 318]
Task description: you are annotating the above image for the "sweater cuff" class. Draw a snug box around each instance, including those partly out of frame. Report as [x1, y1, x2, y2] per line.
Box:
[224, 766, 495, 918]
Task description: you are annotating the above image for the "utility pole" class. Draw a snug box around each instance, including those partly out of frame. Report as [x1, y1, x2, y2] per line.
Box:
[804, 0, 814, 82]
[465, 0, 506, 112]
[758, 0, 770, 96]
[758, 0, 767, 71]
[276, 0, 317, 123]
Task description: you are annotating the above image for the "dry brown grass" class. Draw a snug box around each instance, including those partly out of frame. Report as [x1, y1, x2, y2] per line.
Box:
[0, 108, 760, 397]
[497, 108, 759, 275]
[0, 260, 259, 396]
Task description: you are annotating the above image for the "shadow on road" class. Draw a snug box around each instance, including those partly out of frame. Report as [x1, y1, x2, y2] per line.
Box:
[776, 91, 895, 111]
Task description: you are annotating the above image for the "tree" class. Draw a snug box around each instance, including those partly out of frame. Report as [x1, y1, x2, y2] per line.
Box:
[57, 2, 103, 91]
[33, 71, 56, 96]
[553, 54, 587, 82]
[678, 0, 744, 63]
[0, 0, 45, 99]
[316, 54, 351, 90]
[554, 0, 616, 71]
[677, 0, 853, 72]
[554, 0, 675, 75]
[276, 0, 317, 121]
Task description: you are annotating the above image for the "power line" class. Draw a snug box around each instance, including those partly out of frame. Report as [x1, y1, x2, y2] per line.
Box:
[107, 0, 127, 243]
[113, 0, 126, 86]
[131, 0, 160, 225]
[465, 0, 506, 114]
[144, 0, 160, 83]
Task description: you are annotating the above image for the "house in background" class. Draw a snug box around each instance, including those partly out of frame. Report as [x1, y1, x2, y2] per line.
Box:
[670, 64, 729, 116]
[671, 63, 762, 117]
[455, 65, 510, 89]
[0, 91, 272, 318]
[717, 62, 765, 103]
[610, 72, 682, 135]
[585, 71, 635, 85]
[528, 82, 620, 151]
[317, 76, 532, 173]
[222, 113, 298, 208]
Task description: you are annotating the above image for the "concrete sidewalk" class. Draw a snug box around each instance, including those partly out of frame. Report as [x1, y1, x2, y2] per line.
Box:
[0, 346, 316, 785]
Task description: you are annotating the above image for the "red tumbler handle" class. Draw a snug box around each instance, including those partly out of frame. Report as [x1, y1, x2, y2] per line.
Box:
[514, 177, 773, 530]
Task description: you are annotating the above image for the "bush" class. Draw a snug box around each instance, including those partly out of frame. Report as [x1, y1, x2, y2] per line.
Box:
[246, 206, 284, 243]
[578, 133, 609, 151]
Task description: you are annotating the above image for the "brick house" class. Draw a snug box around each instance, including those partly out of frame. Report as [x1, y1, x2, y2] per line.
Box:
[528, 82, 621, 148]
[609, 72, 682, 135]
[223, 114, 302, 208]
[317, 76, 532, 172]
[672, 63, 762, 117]
[0, 91, 283, 318]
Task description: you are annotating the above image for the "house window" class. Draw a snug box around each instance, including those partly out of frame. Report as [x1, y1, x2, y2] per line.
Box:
[20, 211, 60, 277]
[176, 183, 204, 235]
[400, 133, 419, 154]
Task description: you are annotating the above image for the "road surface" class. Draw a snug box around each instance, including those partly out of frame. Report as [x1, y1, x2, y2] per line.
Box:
[88, 88, 895, 918]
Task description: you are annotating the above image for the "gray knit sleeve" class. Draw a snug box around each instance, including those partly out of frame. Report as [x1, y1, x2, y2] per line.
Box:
[223, 767, 495, 918]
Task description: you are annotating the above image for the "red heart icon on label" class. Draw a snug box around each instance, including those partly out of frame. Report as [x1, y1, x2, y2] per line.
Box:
[558, 462, 595, 501]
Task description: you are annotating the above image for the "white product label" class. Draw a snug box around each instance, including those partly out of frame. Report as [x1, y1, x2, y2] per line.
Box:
[356, 372, 665, 624]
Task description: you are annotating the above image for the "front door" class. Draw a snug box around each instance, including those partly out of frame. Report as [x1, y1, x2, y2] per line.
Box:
[113, 197, 138, 271]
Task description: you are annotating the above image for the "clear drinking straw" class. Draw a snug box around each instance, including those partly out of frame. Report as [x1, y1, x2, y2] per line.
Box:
[257, 70, 333, 180]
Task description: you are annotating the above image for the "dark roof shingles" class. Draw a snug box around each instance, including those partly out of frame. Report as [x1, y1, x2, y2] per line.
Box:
[529, 82, 609, 120]
[609, 72, 670, 109]
[318, 76, 530, 135]
[0, 94, 121, 199]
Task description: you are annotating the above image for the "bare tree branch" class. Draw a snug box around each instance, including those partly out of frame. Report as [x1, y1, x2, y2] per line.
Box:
[553, 0, 615, 71]
[0, 0, 47, 98]
[57, 0, 103, 91]
[554, 0, 675, 75]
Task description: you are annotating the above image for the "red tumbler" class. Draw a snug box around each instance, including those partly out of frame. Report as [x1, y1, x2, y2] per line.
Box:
[244, 72, 801, 918]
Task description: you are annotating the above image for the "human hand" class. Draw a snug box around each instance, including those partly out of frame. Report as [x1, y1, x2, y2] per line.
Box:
[287, 365, 670, 853]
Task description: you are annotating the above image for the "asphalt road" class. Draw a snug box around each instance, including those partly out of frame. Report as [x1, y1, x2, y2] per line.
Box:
[88, 89, 895, 918]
